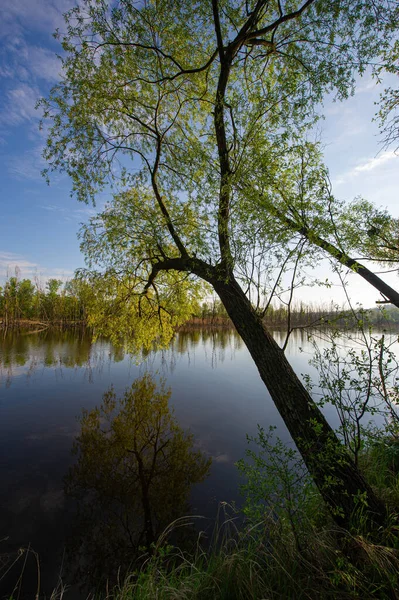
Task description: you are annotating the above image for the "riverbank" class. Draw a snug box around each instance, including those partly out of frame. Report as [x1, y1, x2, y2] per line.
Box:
[104, 432, 399, 600]
[0, 317, 234, 332]
[0, 318, 87, 331]
[4, 311, 399, 333]
[12, 433, 398, 600]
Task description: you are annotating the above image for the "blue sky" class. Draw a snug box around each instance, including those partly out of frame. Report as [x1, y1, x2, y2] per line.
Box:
[0, 0, 398, 308]
[0, 0, 91, 284]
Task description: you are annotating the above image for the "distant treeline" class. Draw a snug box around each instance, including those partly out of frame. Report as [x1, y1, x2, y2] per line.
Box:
[195, 298, 399, 329]
[0, 275, 91, 328]
[194, 299, 343, 328]
[1, 274, 399, 330]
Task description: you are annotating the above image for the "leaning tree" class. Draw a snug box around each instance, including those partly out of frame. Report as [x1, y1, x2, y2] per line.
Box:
[41, 0, 399, 527]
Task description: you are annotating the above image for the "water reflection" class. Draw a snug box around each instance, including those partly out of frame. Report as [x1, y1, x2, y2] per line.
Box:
[175, 328, 243, 353]
[0, 328, 244, 385]
[0, 330, 95, 385]
[1, 326, 366, 596]
[64, 374, 211, 589]
[2, 325, 399, 596]
[2, 327, 397, 381]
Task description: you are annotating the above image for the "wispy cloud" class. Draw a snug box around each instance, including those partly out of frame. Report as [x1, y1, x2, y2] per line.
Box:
[40, 204, 97, 222]
[356, 77, 377, 94]
[333, 150, 398, 188]
[0, 83, 41, 126]
[28, 47, 62, 82]
[351, 150, 397, 174]
[0, 0, 70, 40]
[0, 251, 37, 273]
[322, 103, 366, 146]
[7, 144, 46, 180]
[0, 65, 15, 78]
[0, 251, 74, 284]
[6, 140, 68, 183]
[0, 0, 67, 138]
[0, 41, 63, 84]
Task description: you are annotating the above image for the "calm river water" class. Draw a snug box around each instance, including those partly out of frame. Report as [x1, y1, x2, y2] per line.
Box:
[0, 327, 387, 597]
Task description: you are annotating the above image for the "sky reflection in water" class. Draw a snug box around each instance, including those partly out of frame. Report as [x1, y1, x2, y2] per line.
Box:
[0, 327, 389, 595]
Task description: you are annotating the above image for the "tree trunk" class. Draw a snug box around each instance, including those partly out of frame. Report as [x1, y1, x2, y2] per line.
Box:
[212, 273, 386, 528]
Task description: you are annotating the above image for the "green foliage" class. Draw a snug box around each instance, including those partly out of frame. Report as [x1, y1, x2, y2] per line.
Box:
[237, 426, 319, 536]
[0, 273, 95, 326]
[41, 0, 398, 200]
[374, 36, 399, 151]
[79, 269, 206, 353]
[15, 279, 35, 319]
[361, 426, 399, 512]
[38, 0, 399, 315]
[197, 298, 229, 321]
[337, 198, 399, 265]
[305, 315, 399, 464]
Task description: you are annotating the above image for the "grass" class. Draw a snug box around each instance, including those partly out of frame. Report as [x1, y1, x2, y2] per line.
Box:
[104, 436, 399, 600]
[4, 438, 399, 600]
[105, 514, 399, 600]
[360, 433, 399, 512]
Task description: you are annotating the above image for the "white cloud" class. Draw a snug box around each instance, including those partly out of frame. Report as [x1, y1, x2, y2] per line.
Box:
[0, 251, 74, 284]
[0, 83, 41, 126]
[7, 141, 66, 183]
[0, 1, 67, 141]
[39, 204, 97, 222]
[7, 145, 46, 180]
[0, 0, 71, 40]
[28, 47, 62, 82]
[356, 77, 377, 94]
[0, 41, 63, 84]
[333, 150, 399, 189]
[321, 103, 366, 146]
[0, 65, 14, 78]
[0, 252, 37, 273]
[352, 150, 398, 174]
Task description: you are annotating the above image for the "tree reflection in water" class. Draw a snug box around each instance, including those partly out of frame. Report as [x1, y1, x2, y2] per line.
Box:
[65, 374, 211, 589]
[0, 329, 95, 385]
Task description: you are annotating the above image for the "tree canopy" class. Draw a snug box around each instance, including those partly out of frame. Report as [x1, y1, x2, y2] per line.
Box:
[41, 0, 399, 339]
[41, 0, 399, 527]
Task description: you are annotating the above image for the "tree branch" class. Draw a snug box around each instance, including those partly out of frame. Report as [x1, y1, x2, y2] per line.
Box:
[212, 0, 225, 63]
[143, 257, 216, 293]
[251, 0, 316, 38]
[262, 197, 399, 309]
